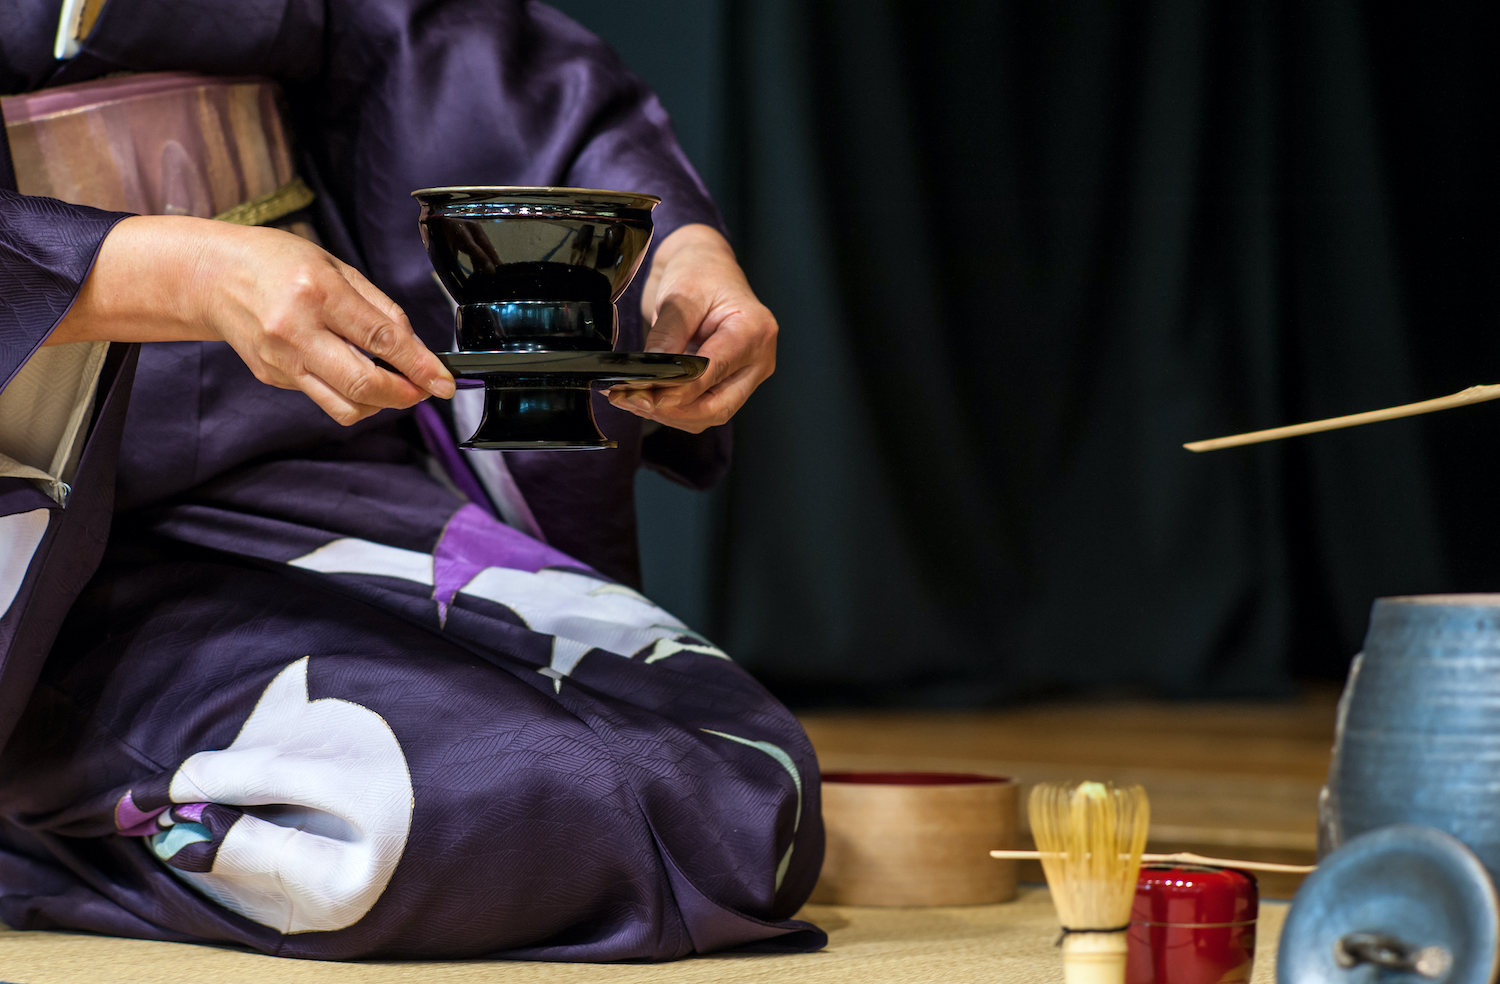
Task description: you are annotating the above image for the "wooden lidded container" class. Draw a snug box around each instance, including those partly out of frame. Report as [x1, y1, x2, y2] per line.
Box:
[812, 771, 1018, 906]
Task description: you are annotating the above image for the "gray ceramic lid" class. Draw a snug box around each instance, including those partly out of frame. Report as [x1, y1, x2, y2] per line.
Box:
[1280, 825, 1499, 984]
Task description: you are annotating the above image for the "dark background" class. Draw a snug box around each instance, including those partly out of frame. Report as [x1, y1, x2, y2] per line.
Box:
[550, 0, 1500, 707]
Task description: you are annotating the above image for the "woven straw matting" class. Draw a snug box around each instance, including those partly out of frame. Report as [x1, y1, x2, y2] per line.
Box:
[0, 888, 1288, 984]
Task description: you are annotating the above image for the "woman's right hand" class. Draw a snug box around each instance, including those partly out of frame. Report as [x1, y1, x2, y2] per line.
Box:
[51, 215, 454, 425]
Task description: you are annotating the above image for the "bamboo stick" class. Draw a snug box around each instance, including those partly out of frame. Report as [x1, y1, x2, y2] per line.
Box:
[989, 849, 1315, 874]
[1184, 384, 1500, 452]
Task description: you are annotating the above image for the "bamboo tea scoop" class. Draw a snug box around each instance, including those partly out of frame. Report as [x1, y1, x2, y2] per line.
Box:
[1184, 384, 1500, 452]
[990, 849, 1315, 874]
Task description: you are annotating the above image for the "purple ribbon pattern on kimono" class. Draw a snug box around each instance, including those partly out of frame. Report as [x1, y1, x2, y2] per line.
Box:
[116, 793, 218, 869]
[431, 502, 584, 621]
[114, 791, 169, 837]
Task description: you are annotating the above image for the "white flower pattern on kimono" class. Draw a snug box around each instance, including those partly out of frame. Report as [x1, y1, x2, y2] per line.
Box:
[162, 657, 414, 934]
[0, 509, 49, 620]
[288, 535, 729, 693]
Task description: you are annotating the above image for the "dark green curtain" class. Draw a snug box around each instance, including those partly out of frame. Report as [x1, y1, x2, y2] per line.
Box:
[716, 0, 1469, 705]
[552, 0, 1498, 706]
[1362, 1, 1500, 592]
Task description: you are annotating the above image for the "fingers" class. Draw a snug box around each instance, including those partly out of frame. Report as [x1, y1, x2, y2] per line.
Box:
[609, 365, 760, 434]
[615, 223, 776, 431]
[250, 305, 430, 420]
[295, 369, 385, 427]
[643, 291, 711, 355]
[680, 366, 763, 427]
[608, 359, 762, 434]
[649, 326, 741, 404]
[227, 253, 448, 424]
[609, 305, 776, 433]
[457, 221, 503, 272]
[612, 230, 778, 433]
[336, 264, 455, 399]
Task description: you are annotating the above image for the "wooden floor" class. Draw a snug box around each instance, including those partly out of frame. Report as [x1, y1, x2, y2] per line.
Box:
[798, 690, 1339, 897]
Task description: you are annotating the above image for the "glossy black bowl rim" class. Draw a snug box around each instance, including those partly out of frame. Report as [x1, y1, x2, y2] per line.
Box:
[411, 186, 661, 213]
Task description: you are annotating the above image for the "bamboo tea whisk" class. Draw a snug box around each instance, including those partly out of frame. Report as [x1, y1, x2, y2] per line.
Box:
[1030, 781, 1150, 984]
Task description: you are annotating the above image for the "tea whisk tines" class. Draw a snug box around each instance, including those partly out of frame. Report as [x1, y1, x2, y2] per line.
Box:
[1030, 781, 1150, 984]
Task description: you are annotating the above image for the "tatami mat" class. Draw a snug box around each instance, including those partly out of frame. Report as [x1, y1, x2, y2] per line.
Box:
[0, 700, 1323, 981]
[0, 889, 1287, 984]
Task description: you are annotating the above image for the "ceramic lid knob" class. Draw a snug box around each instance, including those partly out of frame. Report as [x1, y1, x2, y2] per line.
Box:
[1278, 824, 1500, 984]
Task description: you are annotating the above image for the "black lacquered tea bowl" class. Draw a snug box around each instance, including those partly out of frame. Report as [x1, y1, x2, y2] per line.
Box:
[413, 186, 707, 449]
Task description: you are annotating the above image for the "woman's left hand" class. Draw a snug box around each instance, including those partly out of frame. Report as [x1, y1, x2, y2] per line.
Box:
[608, 224, 777, 433]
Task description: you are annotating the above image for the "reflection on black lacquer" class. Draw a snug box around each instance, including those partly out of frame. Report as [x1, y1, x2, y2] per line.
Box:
[412, 186, 666, 449]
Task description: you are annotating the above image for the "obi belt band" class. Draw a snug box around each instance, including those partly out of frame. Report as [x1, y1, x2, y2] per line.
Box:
[0, 72, 318, 504]
[1, 72, 318, 238]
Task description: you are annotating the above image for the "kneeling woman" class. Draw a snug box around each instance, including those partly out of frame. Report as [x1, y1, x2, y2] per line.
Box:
[0, 0, 817, 960]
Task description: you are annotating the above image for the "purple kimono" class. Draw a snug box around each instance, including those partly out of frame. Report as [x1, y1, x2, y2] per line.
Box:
[0, 0, 823, 961]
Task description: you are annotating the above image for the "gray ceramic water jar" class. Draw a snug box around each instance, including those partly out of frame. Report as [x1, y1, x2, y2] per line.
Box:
[1324, 595, 1500, 880]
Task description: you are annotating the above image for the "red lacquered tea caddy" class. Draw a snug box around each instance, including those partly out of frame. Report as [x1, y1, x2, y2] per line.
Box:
[1126, 864, 1258, 984]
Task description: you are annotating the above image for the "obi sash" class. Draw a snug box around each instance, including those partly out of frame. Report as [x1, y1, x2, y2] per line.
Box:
[2, 72, 317, 240]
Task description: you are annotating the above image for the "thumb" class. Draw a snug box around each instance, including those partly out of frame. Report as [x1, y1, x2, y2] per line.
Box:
[643, 292, 708, 354]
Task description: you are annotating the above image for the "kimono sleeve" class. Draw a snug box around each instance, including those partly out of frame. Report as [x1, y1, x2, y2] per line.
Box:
[0, 188, 127, 386]
[308, 0, 733, 489]
[0, 186, 136, 751]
